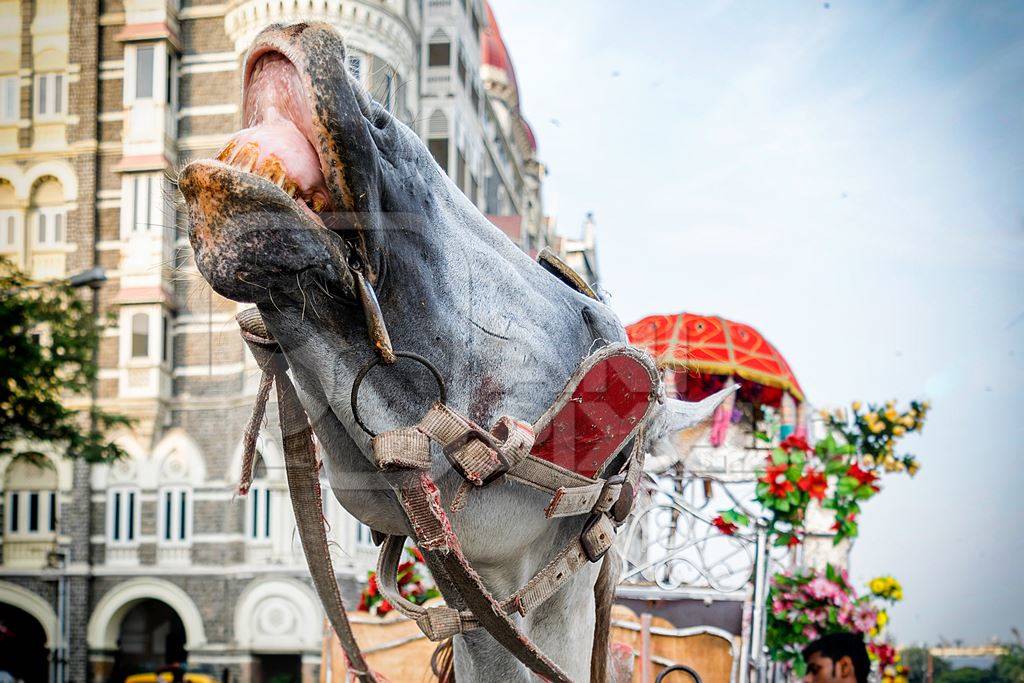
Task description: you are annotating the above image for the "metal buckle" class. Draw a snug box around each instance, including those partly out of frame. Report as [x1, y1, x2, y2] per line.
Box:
[442, 427, 507, 486]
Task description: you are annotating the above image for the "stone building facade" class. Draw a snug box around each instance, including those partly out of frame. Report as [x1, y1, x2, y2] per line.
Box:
[0, 1, 599, 681]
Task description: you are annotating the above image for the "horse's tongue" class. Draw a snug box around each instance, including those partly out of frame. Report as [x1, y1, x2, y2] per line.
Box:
[220, 117, 325, 196]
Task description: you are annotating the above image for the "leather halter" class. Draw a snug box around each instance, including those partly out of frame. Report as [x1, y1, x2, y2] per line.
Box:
[236, 308, 660, 682]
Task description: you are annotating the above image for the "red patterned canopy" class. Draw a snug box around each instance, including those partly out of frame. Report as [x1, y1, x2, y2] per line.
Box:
[626, 313, 805, 403]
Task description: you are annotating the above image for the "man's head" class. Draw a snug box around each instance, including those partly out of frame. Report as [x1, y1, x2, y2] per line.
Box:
[802, 632, 870, 683]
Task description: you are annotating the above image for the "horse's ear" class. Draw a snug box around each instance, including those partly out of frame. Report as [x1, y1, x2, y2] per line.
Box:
[645, 384, 739, 446]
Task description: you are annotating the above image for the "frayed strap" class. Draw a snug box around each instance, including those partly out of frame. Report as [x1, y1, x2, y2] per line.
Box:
[239, 369, 274, 495]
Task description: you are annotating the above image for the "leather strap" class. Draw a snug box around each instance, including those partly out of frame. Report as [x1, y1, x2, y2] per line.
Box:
[392, 470, 575, 683]
[237, 311, 378, 683]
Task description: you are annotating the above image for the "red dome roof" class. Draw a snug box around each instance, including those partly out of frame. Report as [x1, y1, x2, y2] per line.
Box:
[521, 118, 537, 151]
[481, 2, 518, 94]
[626, 313, 805, 402]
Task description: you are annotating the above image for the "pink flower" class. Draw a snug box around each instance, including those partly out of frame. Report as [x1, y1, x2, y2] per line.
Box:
[853, 607, 878, 633]
[803, 625, 820, 641]
[805, 577, 841, 601]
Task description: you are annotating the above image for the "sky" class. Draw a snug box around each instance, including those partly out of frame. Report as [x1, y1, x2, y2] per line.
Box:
[490, 0, 1024, 646]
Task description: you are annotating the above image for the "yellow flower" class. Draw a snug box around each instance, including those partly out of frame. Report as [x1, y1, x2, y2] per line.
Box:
[866, 411, 878, 423]
[893, 425, 906, 436]
[870, 578, 887, 594]
[885, 407, 898, 421]
[907, 460, 919, 477]
[871, 421, 885, 434]
[877, 610, 889, 628]
[900, 415, 915, 428]
[819, 409, 830, 420]
[864, 455, 875, 467]
[852, 401, 862, 412]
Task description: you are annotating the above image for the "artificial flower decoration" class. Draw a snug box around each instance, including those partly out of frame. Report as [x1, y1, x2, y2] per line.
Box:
[797, 469, 828, 500]
[768, 565, 907, 679]
[713, 398, 930, 547]
[358, 546, 440, 617]
[711, 515, 739, 535]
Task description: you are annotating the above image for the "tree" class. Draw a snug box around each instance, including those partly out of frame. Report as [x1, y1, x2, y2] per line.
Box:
[993, 645, 1024, 683]
[903, 647, 951, 683]
[936, 669, 992, 683]
[0, 258, 130, 463]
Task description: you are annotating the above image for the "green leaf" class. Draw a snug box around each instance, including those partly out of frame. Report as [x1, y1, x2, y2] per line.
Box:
[772, 449, 789, 466]
[754, 431, 771, 443]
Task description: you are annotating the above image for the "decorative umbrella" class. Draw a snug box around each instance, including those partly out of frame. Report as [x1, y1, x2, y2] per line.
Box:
[626, 313, 807, 445]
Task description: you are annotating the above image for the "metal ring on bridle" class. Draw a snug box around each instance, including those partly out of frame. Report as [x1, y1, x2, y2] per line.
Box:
[350, 352, 447, 437]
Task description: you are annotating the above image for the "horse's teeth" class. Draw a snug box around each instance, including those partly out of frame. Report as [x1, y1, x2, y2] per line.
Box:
[216, 141, 236, 163]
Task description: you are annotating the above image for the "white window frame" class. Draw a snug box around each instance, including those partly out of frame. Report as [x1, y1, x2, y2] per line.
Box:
[33, 73, 67, 120]
[106, 487, 140, 546]
[245, 483, 272, 541]
[0, 210, 21, 252]
[120, 172, 164, 236]
[31, 207, 66, 247]
[4, 490, 58, 538]
[124, 42, 171, 105]
[157, 486, 192, 546]
[0, 76, 19, 123]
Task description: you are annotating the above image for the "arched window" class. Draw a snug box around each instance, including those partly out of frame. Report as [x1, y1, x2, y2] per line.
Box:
[0, 180, 20, 257]
[29, 178, 66, 247]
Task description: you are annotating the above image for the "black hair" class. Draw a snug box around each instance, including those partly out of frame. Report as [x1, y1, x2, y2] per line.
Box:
[802, 632, 871, 683]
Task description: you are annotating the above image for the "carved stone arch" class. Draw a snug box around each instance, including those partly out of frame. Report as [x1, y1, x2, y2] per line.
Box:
[3, 454, 58, 490]
[152, 429, 206, 486]
[0, 176, 17, 208]
[233, 577, 321, 652]
[226, 430, 284, 484]
[90, 431, 147, 489]
[0, 581, 59, 648]
[23, 161, 77, 202]
[87, 577, 207, 650]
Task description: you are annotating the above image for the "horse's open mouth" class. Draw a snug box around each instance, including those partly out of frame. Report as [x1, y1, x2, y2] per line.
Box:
[212, 50, 332, 227]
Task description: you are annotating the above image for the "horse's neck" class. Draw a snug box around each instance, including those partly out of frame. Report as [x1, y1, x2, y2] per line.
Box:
[451, 559, 601, 682]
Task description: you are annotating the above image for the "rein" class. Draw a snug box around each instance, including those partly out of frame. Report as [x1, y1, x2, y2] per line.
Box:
[236, 308, 659, 682]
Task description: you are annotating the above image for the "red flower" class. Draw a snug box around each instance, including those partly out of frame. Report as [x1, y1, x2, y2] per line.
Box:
[367, 574, 378, 597]
[846, 463, 878, 488]
[712, 515, 738, 535]
[357, 594, 368, 611]
[763, 464, 794, 497]
[786, 534, 801, 547]
[780, 435, 813, 453]
[377, 600, 392, 616]
[798, 469, 828, 500]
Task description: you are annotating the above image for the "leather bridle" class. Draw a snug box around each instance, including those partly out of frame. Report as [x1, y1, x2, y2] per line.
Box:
[235, 304, 660, 682]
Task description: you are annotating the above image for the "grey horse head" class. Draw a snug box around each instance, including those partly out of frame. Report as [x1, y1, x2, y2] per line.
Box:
[180, 22, 730, 681]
